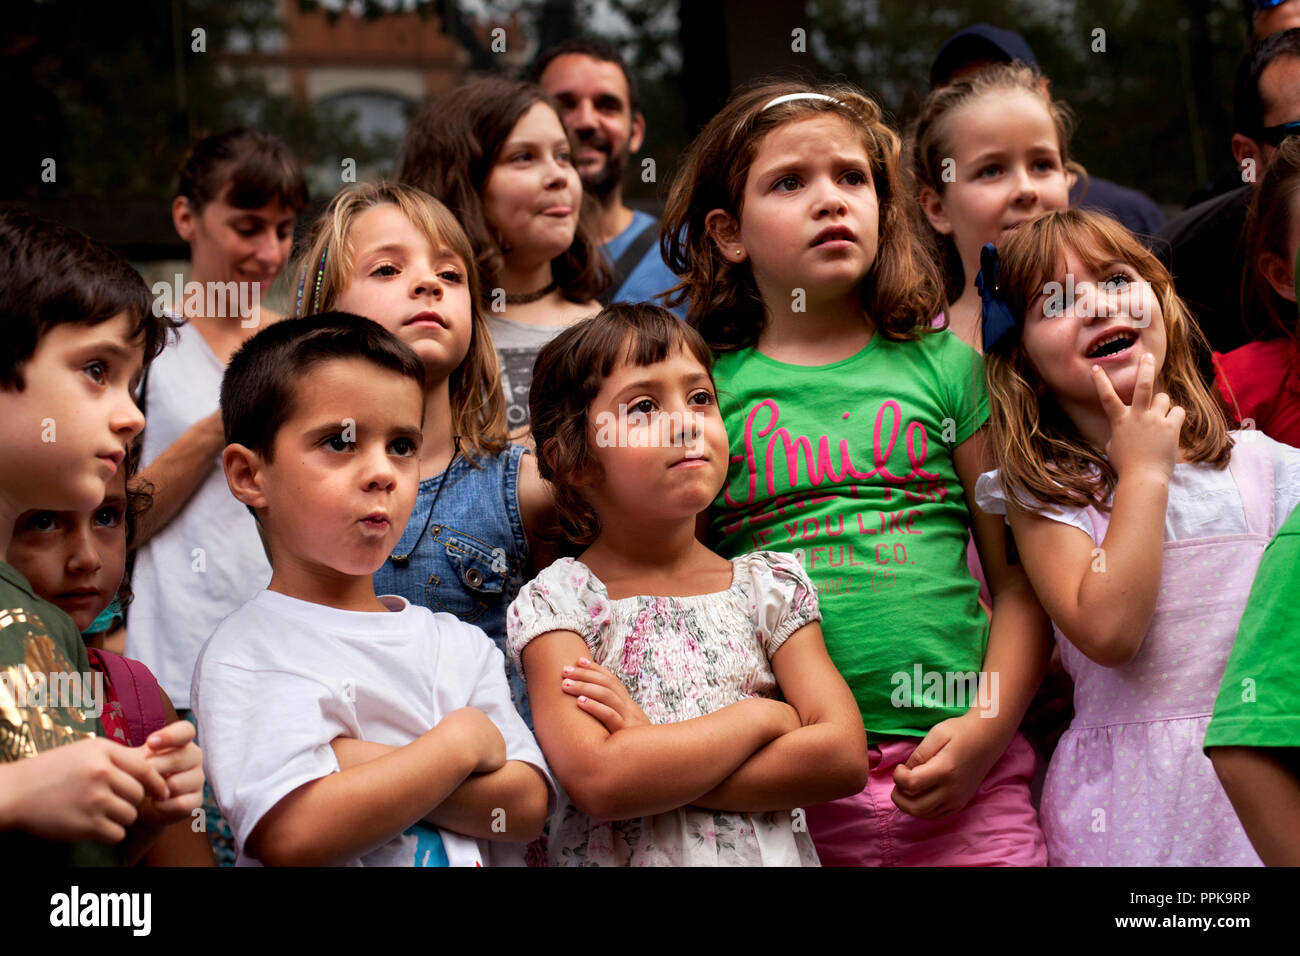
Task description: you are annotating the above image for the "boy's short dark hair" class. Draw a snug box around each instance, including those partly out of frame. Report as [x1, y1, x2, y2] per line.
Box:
[0, 208, 171, 390]
[529, 302, 714, 545]
[525, 36, 640, 114]
[220, 312, 426, 462]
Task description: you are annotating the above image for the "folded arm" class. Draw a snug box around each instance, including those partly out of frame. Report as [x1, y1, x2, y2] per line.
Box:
[331, 737, 548, 842]
[689, 622, 869, 812]
[523, 630, 798, 821]
[246, 719, 483, 866]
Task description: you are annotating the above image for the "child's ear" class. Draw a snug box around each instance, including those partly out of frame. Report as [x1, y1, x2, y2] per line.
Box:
[705, 209, 747, 264]
[917, 186, 953, 236]
[172, 196, 197, 244]
[1258, 250, 1297, 303]
[222, 444, 268, 511]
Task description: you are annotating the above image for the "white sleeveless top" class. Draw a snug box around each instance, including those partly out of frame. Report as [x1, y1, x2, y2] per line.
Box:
[128, 319, 271, 707]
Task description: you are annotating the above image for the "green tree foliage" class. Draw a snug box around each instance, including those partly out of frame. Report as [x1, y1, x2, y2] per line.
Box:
[2, 0, 375, 201]
[803, 0, 1247, 206]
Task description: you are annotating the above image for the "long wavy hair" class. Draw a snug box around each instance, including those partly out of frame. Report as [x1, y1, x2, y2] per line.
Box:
[290, 182, 508, 458]
[661, 78, 945, 351]
[396, 76, 610, 305]
[985, 209, 1231, 513]
[909, 63, 1087, 306]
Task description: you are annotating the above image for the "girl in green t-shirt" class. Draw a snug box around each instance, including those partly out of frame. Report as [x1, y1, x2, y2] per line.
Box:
[660, 80, 1054, 865]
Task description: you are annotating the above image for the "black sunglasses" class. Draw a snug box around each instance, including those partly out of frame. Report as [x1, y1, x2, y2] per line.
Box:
[1256, 119, 1300, 147]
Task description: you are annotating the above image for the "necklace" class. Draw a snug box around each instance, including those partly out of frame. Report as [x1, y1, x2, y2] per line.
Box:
[389, 435, 461, 568]
[504, 281, 557, 305]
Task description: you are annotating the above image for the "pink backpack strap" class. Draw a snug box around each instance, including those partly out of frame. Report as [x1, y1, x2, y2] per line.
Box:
[88, 649, 167, 746]
[1226, 436, 1276, 537]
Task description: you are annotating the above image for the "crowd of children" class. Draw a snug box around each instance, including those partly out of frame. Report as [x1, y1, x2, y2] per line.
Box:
[3, 52, 1298, 869]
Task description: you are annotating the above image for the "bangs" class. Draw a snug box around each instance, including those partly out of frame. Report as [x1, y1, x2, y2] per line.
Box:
[604, 318, 714, 381]
[1002, 211, 1158, 315]
[223, 151, 310, 214]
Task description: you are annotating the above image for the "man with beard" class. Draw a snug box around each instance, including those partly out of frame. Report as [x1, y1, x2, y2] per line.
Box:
[528, 38, 684, 316]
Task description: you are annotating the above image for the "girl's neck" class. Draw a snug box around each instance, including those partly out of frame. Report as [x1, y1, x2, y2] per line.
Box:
[580, 514, 726, 597]
[420, 376, 458, 480]
[497, 256, 554, 298]
[946, 287, 983, 353]
[755, 287, 873, 365]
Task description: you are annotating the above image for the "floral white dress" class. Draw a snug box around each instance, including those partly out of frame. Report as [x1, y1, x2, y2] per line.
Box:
[507, 550, 823, 866]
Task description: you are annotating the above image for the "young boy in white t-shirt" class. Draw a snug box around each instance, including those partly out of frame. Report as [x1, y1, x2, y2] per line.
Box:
[193, 313, 554, 866]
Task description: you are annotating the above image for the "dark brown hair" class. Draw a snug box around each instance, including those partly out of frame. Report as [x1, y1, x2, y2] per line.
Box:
[909, 62, 1086, 305]
[221, 313, 426, 463]
[396, 77, 610, 304]
[1241, 134, 1300, 339]
[0, 208, 173, 391]
[985, 210, 1231, 514]
[177, 128, 309, 214]
[530, 303, 715, 545]
[661, 78, 944, 351]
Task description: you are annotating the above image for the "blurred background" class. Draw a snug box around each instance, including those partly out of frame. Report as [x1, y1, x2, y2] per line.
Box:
[2, 0, 1253, 301]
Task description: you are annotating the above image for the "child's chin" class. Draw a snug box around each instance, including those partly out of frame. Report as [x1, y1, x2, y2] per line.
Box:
[52, 474, 108, 515]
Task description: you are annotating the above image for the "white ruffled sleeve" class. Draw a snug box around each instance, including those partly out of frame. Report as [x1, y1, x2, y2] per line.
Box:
[506, 558, 612, 678]
[974, 468, 1097, 541]
[744, 551, 823, 659]
[974, 468, 1011, 517]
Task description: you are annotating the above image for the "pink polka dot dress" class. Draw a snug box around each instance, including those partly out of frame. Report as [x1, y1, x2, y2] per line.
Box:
[974, 431, 1300, 866]
[1042, 446, 1271, 866]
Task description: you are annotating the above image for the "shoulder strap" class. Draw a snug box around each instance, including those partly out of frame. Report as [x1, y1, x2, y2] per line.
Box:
[90, 650, 167, 745]
[1226, 436, 1276, 537]
[598, 219, 661, 307]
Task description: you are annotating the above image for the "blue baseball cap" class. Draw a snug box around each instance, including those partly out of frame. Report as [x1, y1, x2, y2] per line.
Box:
[930, 24, 1040, 89]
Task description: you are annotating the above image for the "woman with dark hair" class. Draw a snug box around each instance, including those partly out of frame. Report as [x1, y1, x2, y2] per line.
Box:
[128, 128, 308, 866]
[398, 77, 609, 437]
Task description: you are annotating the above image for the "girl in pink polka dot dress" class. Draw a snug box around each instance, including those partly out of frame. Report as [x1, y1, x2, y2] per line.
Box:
[974, 210, 1300, 866]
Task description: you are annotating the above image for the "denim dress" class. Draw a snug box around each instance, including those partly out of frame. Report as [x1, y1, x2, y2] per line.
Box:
[373, 443, 533, 727]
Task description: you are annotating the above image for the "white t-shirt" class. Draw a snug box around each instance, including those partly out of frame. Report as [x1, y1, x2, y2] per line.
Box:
[130, 320, 271, 707]
[974, 429, 1300, 541]
[192, 589, 556, 867]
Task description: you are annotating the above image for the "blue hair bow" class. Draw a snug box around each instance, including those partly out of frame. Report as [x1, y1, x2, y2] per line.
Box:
[976, 242, 1018, 352]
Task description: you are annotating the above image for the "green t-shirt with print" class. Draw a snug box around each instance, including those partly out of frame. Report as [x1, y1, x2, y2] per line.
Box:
[708, 329, 990, 737]
[1204, 502, 1300, 750]
[0, 561, 119, 866]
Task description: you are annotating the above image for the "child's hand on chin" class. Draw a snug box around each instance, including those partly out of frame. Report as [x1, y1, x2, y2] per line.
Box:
[137, 720, 205, 827]
[890, 711, 1006, 819]
[1093, 353, 1184, 482]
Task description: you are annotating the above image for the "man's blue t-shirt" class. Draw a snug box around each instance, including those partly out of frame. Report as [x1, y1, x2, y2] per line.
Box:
[602, 210, 685, 318]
